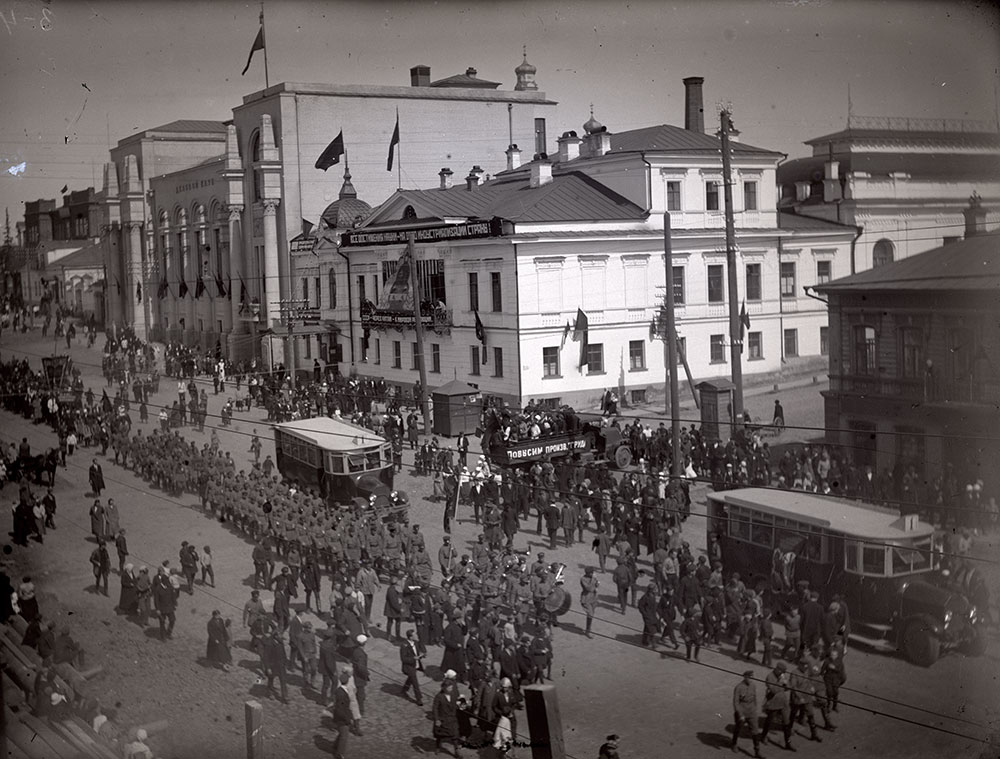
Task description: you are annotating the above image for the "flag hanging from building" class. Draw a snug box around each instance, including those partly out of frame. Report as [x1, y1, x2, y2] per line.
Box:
[227, 276, 233, 300]
[238, 277, 248, 313]
[474, 309, 486, 346]
[240, 23, 265, 76]
[573, 307, 589, 368]
[60, 185, 68, 194]
[386, 110, 400, 172]
[215, 271, 227, 298]
[314, 130, 344, 171]
[114, 274, 121, 296]
[302, 218, 315, 236]
[136, 282, 142, 304]
[740, 300, 751, 340]
[195, 274, 206, 299]
[157, 278, 168, 299]
[179, 280, 189, 299]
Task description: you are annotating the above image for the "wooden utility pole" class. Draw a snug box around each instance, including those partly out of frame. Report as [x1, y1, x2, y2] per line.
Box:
[245, 700, 263, 759]
[407, 233, 432, 434]
[719, 108, 744, 420]
[663, 213, 682, 478]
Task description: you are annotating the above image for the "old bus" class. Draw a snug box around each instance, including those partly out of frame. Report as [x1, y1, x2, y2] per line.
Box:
[273, 417, 408, 522]
[706, 488, 986, 666]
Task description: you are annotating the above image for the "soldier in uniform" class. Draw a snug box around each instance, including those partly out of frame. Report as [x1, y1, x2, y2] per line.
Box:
[760, 662, 794, 751]
[732, 670, 763, 757]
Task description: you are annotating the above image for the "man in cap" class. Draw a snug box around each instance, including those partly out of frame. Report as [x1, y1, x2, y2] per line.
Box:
[352, 634, 370, 716]
[260, 629, 289, 703]
[328, 670, 353, 759]
[580, 566, 599, 638]
[400, 628, 424, 705]
[760, 662, 794, 751]
[638, 582, 661, 647]
[439, 535, 458, 579]
[732, 670, 763, 757]
[299, 620, 318, 688]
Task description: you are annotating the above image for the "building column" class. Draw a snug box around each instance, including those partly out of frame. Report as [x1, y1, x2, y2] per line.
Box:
[226, 205, 246, 360]
[262, 199, 283, 370]
[127, 222, 148, 338]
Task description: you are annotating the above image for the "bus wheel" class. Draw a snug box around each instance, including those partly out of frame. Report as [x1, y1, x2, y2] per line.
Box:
[614, 445, 632, 469]
[903, 620, 940, 667]
[960, 626, 987, 657]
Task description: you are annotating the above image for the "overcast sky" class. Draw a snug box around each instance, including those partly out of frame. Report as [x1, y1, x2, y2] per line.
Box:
[1, 0, 998, 231]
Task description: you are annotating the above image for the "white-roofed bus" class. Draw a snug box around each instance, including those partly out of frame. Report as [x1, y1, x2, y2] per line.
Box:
[273, 416, 408, 523]
[706, 488, 986, 666]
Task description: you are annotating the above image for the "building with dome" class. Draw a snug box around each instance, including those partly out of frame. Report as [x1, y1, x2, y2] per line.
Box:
[100, 54, 557, 364]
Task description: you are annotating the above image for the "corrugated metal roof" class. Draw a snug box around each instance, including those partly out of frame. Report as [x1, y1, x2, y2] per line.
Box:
[53, 241, 103, 269]
[779, 152, 1000, 183]
[148, 120, 228, 134]
[430, 73, 501, 89]
[804, 128, 1000, 148]
[394, 172, 647, 223]
[815, 232, 1000, 292]
[609, 124, 782, 157]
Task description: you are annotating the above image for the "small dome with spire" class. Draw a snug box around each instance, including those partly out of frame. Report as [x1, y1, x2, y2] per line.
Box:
[321, 167, 373, 230]
[583, 104, 603, 135]
[514, 46, 538, 91]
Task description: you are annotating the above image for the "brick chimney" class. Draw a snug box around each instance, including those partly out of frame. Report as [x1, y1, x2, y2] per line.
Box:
[683, 76, 705, 133]
[465, 67, 477, 78]
[557, 131, 581, 163]
[439, 168, 454, 190]
[963, 191, 987, 238]
[465, 165, 484, 190]
[529, 157, 553, 188]
[795, 181, 811, 202]
[505, 144, 522, 171]
[410, 65, 430, 87]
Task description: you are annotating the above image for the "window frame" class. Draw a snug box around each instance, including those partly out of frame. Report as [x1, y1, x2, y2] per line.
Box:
[392, 340, 402, 369]
[853, 325, 877, 376]
[816, 260, 832, 285]
[468, 272, 479, 312]
[586, 342, 605, 375]
[492, 347, 504, 378]
[745, 263, 762, 302]
[666, 181, 682, 211]
[470, 344, 481, 376]
[710, 334, 726, 364]
[707, 264, 725, 303]
[431, 343, 441, 374]
[672, 266, 685, 305]
[629, 339, 646, 371]
[542, 346, 560, 378]
[490, 271, 502, 313]
[748, 331, 763, 360]
[780, 261, 797, 298]
[899, 327, 923, 379]
[743, 180, 758, 211]
[328, 269, 337, 309]
[706, 180, 720, 211]
[783, 328, 799, 358]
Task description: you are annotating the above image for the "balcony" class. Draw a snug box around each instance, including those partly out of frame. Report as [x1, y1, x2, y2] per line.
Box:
[830, 374, 1000, 406]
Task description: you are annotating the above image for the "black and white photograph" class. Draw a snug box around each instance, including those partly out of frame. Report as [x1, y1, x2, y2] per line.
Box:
[0, 1, 998, 758]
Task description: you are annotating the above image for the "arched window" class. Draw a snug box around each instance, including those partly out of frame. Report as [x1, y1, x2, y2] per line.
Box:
[250, 131, 262, 202]
[328, 268, 337, 309]
[873, 239, 894, 268]
[403, 205, 417, 220]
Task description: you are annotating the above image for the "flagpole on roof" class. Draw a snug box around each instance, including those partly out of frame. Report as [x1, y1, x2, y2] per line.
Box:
[260, 2, 269, 88]
[396, 109, 401, 190]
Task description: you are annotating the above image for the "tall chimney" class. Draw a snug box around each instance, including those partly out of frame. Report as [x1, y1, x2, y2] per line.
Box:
[683, 76, 705, 133]
[465, 165, 484, 191]
[439, 168, 454, 190]
[963, 192, 987, 238]
[410, 65, 430, 87]
[505, 144, 522, 171]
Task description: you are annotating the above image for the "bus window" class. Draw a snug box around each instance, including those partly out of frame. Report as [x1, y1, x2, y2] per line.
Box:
[845, 541, 859, 572]
[803, 530, 823, 562]
[307, 445, 319, 467]
[366, 450, 381, 470]
[348, 454, 366, 472]
[729, 507, 750, 541]
[862, 544, 886, 575]
[910, 539, 932, 572]
[751, 513, 773, 548]
[891, 540, 932, 575]
[328, 454, 344, 474]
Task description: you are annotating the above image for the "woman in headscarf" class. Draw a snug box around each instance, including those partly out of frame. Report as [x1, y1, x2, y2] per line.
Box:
[206, 610, 232, 670]
[118, 564, 138, 616]
[104, 498, 121, 538]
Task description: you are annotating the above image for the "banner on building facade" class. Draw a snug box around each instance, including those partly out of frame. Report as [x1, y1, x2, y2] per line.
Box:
[340, 217, 504, 248]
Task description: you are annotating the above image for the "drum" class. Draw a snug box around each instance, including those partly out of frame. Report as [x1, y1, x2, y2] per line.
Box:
[543, 586, 572, 617]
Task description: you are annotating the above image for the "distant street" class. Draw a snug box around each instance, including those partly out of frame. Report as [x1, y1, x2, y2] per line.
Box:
[1, 327, 998, 759]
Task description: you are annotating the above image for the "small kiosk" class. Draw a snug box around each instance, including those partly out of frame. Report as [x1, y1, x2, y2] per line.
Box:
[431, 380, 481, 437]
[696, 378, 735, 443]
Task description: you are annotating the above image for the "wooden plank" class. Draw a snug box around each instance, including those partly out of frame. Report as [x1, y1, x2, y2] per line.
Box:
[19, 712, 84, 758]
[523, 684, 566, 759]
[245, 700, 264, 759]
[7, 714, 73, 758]
[57, 719, 121, 759]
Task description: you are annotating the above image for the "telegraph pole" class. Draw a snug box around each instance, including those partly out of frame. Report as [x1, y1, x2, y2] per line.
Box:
[277, 298, 312, 392]
[719, 108, 744, 420]
[663, 213, 681, 479]
[407, 233, 432, 434]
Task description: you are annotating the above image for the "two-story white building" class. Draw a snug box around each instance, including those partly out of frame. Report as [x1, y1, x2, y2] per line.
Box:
[321, 78, 858, 411]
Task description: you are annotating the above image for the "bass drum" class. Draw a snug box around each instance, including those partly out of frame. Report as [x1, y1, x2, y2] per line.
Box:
[543, 585, 572, 617]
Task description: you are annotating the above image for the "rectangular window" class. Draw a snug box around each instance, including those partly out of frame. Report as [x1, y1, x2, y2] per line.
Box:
[328, 269, 337, 309]
[854, 326, 877, 375]
[820, 326, 829, 356]
[629, 340, 646, 370]
[431, 344, 441, 373]
[314, 277, 321, 308]
[392, 340, 401, 369]
[780, 262, 796, 298]
[543, 346, 560, 377]
[710, 334, 726, 363]
[631, 389, 646, 404]
[816, 260, 832, 285]
[374, 338, 381, 365]
[357, 275, 367, 304]
[784, 328, 799, 358]
[666, 181, 681, 211]
[470, 345, 481, 376]
[743, 181, 758, 211]
[900, 328, 923, 378]
[301, 277, 309, 304]
[534, 118, 547, 156]
[304, 335, 312, 360]
[748, 332, 763, 360]
[672, 266, 685, 305]
[415, 259, 446, 304]
[493, 347, 504, 377]
[708, 264, 725, 302]
[586, 343, 604, 374]
[745, 263, 761, 301]
[490, 271, 502, 312]
[706, 181, 720, 211]
[359, 336, 368, 363]
[468, 272, 479, 311]
[863, 545, 886, 575]
[411, 342, 419, 370]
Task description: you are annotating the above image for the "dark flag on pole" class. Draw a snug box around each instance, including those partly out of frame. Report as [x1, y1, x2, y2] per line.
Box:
[573, 308, 589, 368]
[60, 185, 68, 194]
[157, 278, 168, 299]
[386, 110, 400, 172]
[238, 277, 248, 314]
[114, 274, 121, 296]
[740, 300, 751, 341]
[475, 309, 487, 365]
[195, 274, 206, 299]
[215, 271, 227, 298]
[314, 130, 344, 171]
[136, 282, 142, 304]
[241, 24, 265, 76]
[179, 280, 189, 299]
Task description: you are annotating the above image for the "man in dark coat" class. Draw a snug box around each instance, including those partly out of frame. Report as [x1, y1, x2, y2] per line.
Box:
[330, 670, 353, 759]
[440, 615, 467, 681]
[384, 577, 404, 641]
[432, 679, 462, 758]
[400, 628, 424, 706]
[638, 582, 661, 647]
[801, 590, 825, 654]
[206, 609, 232, 670]
[152, 568, 178, 640]
[260, 629, 289, 703]
[90, 539, 111, 596]
[319, 627, 340, 702]
[732, 670, 763, 757]
[352, 634, 370, 716]
[88, 459, 105, 496]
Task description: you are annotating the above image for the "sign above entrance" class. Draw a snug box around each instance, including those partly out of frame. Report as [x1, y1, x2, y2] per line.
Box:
[340, 217, 505, 248]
